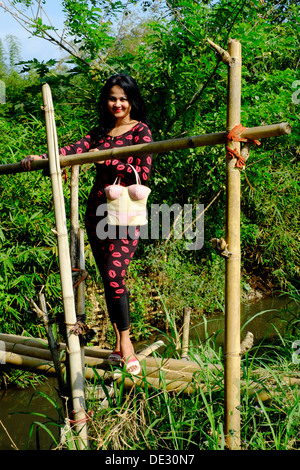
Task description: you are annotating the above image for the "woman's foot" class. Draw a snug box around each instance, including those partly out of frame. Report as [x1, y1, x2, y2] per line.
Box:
[108, 350, 122, 365]
[120, 330, 140, 375]
[123, 356, 141, 375]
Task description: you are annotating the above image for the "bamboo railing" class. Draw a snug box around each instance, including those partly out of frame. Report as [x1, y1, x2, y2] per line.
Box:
[0, 122, 291, 177]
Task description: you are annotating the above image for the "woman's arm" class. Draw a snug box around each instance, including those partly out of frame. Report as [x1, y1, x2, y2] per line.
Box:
[21, 133, 94, 171]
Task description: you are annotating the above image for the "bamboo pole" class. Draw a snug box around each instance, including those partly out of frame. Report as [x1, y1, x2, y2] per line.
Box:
[181, 306, 191, 360]
[77, 228, 86, 377]
[224, 38, 242, 450]
[33, 294, 67, 395]
[0, 333, 49, 349]
[4, 341, 55, 361]
[0, 333, 221, 372]
[5, 348, 300, 402]
[0, 123, 291, 177]
[137, 340, 165, 359]
[42, 83, 89, 449]
[77, 228, 86, 322]
[70, 165, 80, 270]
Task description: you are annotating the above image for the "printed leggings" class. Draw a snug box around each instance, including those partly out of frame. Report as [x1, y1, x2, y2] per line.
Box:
[85, 191, 140, 331]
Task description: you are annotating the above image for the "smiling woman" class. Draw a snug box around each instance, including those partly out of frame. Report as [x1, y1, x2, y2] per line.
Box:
[20, 73, 153, 377]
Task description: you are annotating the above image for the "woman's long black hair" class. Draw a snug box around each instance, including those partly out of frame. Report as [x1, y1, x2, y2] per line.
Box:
[92, 74, 149, 141]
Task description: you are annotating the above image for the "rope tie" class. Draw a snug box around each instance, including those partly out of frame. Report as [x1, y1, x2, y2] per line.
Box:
[72, 268, 88, 289]
[68, 409, 93, 425]
[226, 124, 261, 168]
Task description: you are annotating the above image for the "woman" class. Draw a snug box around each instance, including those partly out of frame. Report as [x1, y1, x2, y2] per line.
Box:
[22, 74, 153, 375]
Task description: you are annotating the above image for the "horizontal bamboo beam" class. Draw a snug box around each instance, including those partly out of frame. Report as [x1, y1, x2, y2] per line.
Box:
[0, 122, 291, 177]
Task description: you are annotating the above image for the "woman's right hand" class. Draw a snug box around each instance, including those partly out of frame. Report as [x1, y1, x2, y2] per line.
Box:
[21, 155, 43, 171]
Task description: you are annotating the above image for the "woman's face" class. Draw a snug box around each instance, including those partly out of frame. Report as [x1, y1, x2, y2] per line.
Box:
[107, 85, 132, 122]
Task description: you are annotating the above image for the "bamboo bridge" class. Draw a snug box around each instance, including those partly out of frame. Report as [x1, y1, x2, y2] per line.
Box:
[0, 38, 293, 450]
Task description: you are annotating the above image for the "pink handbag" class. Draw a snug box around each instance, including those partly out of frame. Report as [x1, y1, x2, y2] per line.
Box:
[104, 164, 151, 226]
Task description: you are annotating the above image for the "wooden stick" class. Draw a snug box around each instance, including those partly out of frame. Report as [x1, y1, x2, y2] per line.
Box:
[137, 340, 165, 359]
[224, 38, 242, 450]
[70, 165, 80, 274]
[42, 83, 88, 449]
[38, 293, 67, 395]
[207, 39, 233, 65]
[77, 228, 86, 319]
[181, 307, 191, 360]
[0, 123, 291, 177]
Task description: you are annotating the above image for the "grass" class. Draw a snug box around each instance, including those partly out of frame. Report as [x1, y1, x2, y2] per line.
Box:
[82, 290, 300, 451]
[2, 295, 300, 450]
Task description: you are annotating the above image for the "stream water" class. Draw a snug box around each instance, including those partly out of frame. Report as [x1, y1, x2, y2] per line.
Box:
[0, 295, 298, 450]
[0, 376, 60, 450]
[191, 294, 298, 347]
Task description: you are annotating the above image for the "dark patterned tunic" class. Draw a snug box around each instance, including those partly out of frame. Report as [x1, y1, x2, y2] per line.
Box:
[54, 122, 153, 330]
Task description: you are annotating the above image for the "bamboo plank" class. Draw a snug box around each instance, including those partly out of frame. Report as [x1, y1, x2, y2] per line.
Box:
[0, 123, 291, 176]
[0, 333, 49, 349]
[4, 341, 54, 361]
[0, 334, 222, 375]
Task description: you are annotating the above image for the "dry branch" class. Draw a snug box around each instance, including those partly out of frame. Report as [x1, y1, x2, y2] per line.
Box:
[207, 39, 234, 65]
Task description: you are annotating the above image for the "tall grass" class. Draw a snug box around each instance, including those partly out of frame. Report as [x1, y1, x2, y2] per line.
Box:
[83, 290, 300, 451]
[2, 289, 299, 450]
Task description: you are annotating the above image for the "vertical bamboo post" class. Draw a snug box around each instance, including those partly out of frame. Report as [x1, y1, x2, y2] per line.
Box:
[224, 38, 242, 450]
[38, 293, 66, 396]
[77, 228, 86, 376]
[70, 165, 80, 271]
[77, 228, 86, 319]
[42, 83, 89, 449]
[181, 306, 191, 360]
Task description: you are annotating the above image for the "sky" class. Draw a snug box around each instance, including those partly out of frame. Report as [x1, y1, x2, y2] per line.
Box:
[0, 0, 67, 62]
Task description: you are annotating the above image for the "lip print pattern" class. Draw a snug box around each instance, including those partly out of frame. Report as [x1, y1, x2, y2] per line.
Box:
[113, 260, 122, 267]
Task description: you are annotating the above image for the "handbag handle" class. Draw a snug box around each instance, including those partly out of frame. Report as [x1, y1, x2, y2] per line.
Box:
[112, 163, 141, 186]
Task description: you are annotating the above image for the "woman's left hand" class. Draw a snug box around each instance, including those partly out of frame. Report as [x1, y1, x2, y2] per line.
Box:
[89, 148, 105, 164]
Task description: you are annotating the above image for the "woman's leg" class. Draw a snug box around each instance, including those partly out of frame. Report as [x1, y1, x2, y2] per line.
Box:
[86, 201, 140, 370]
[111, 322, 120, 352]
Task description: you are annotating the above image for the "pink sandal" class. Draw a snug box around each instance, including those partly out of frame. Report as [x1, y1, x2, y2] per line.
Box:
[123, 356, 141, 376]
